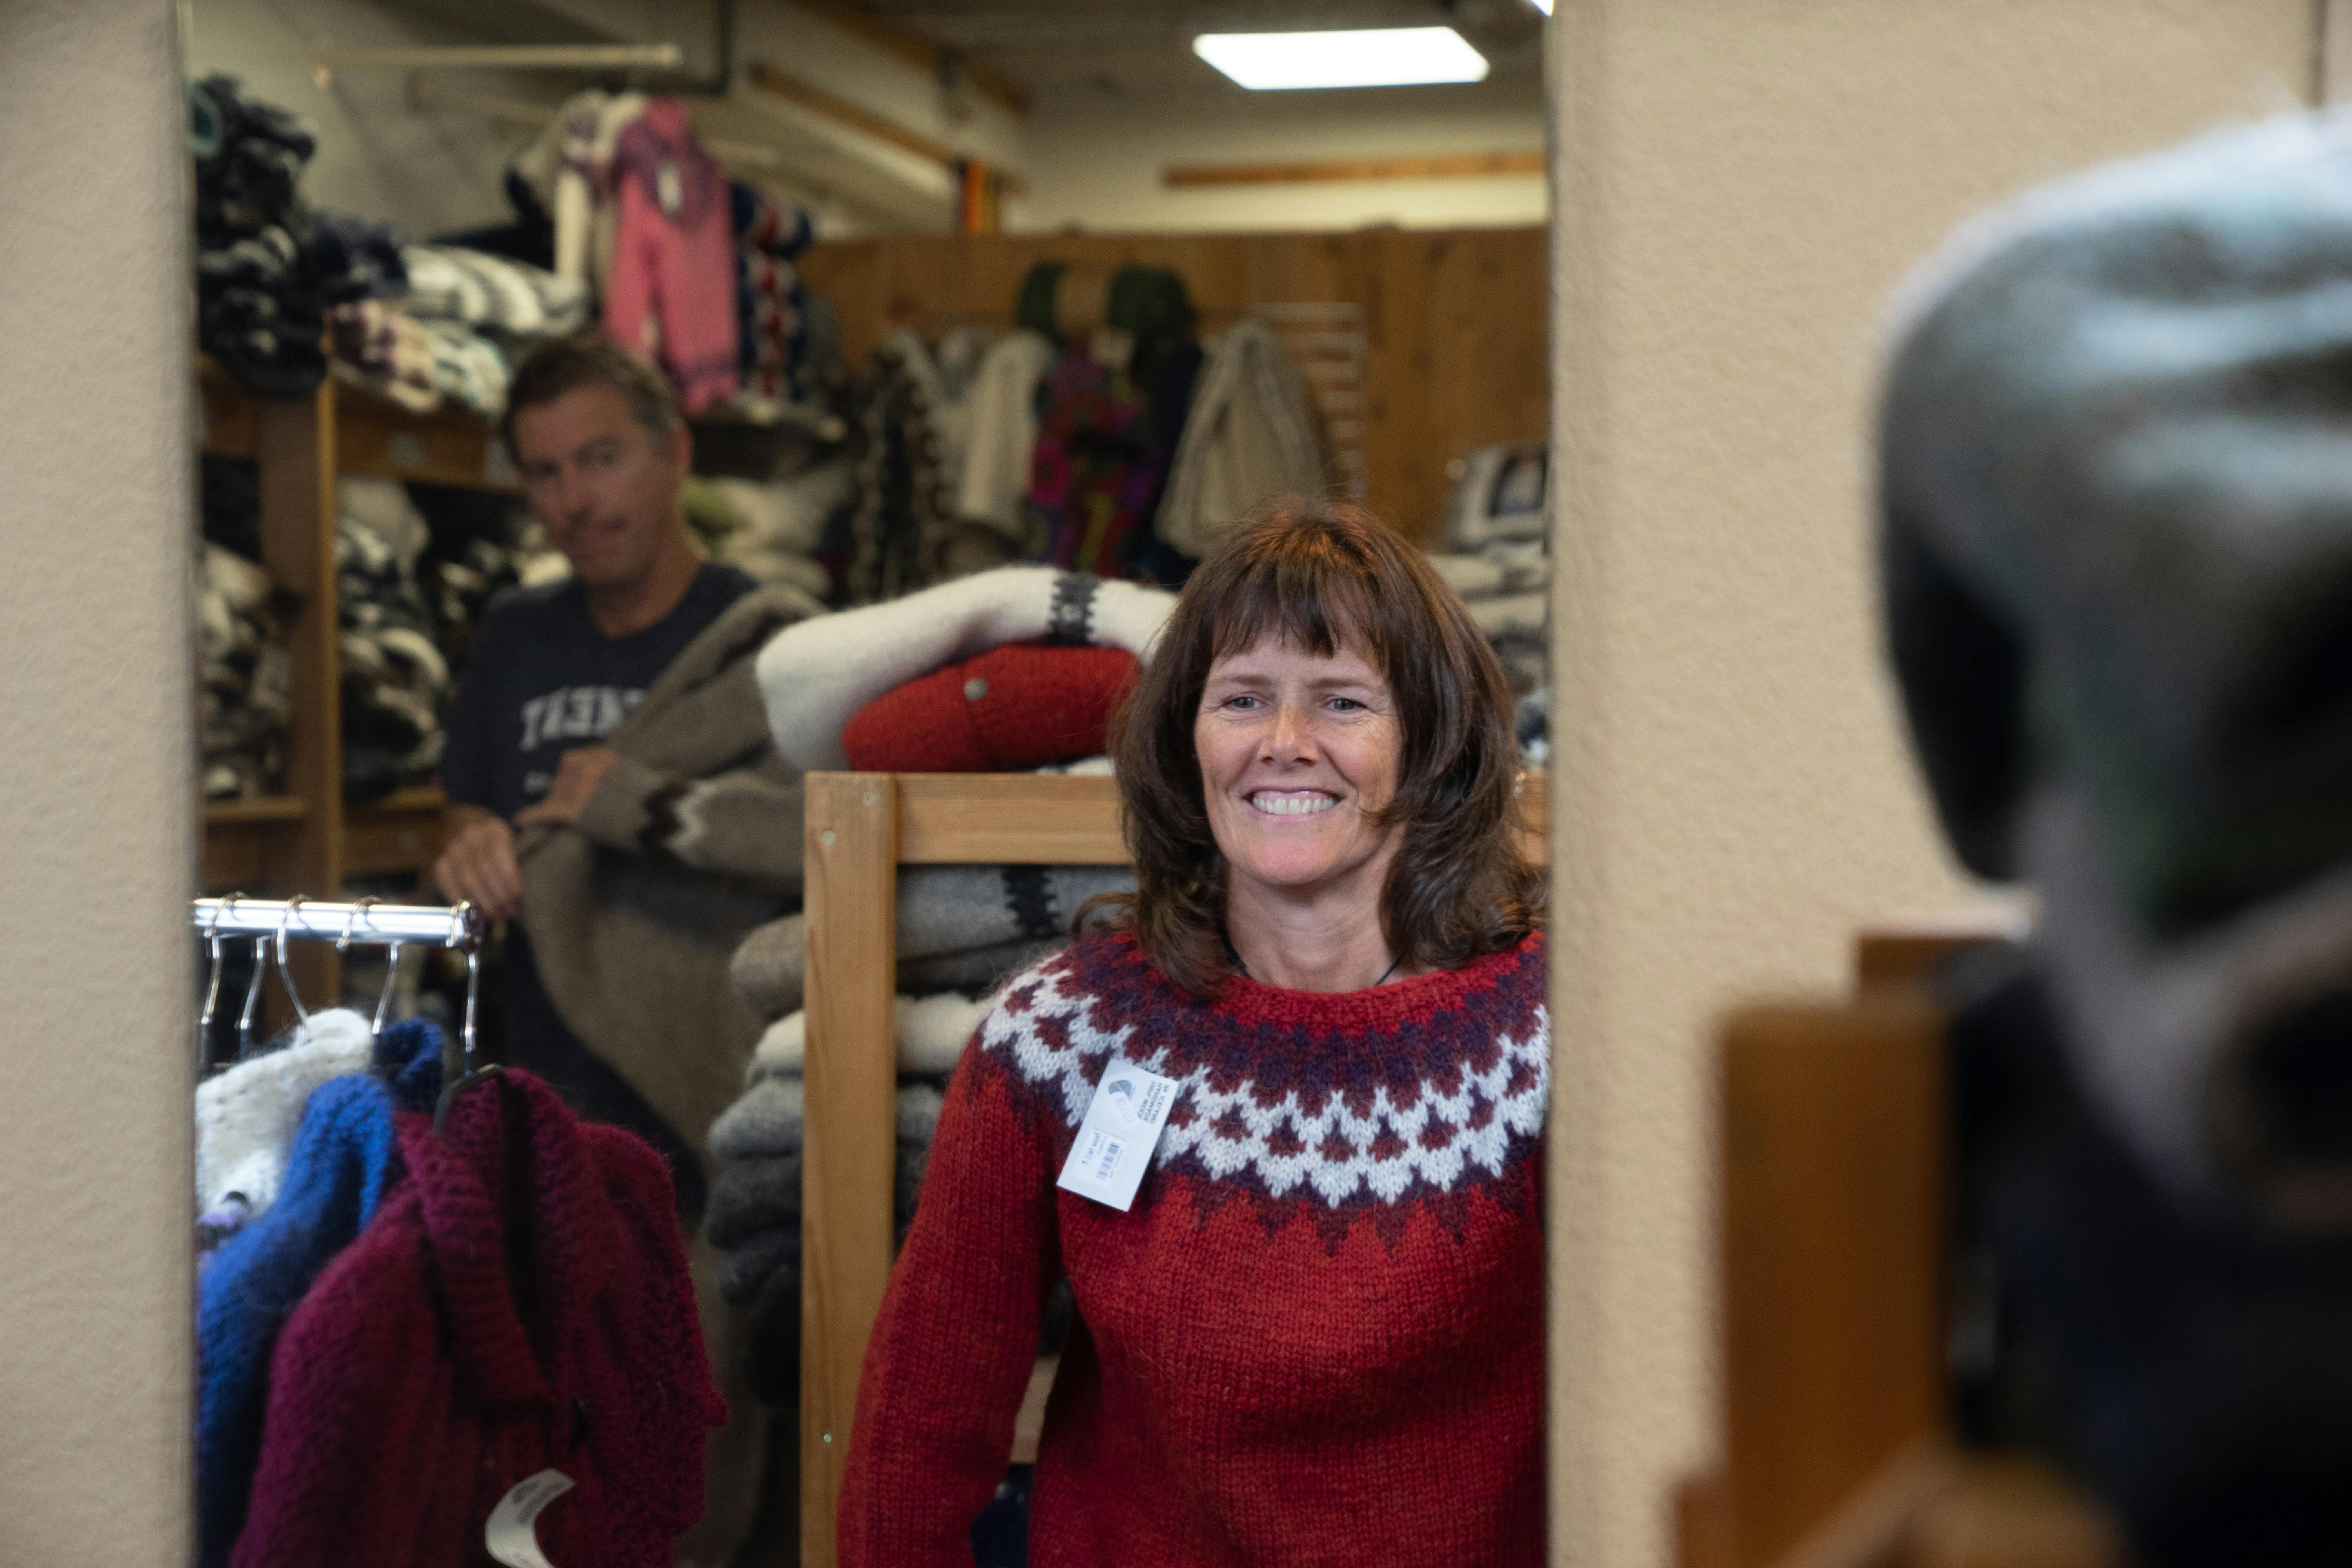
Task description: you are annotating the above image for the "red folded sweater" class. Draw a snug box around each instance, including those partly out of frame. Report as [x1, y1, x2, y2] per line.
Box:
[230, 1070, 727, 1568]
[842, 927, 1550, 1567]
[840, 642, 1137, 773]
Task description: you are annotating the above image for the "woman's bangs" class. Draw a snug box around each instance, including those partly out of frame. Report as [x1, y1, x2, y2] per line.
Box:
[1205, 553, 1387, 668]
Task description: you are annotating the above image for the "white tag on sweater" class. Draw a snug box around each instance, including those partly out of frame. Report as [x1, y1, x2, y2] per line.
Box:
[486, 1469, 575, 1568]
[1056, 1063, 1178, 1211]
[656, 160, 682, 214]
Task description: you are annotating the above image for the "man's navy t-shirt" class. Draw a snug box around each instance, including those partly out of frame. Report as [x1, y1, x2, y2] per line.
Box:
[441, 563, 757, 821]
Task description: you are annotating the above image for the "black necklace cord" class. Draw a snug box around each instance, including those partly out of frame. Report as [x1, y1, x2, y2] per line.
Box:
[1224, 933, 1403, 988]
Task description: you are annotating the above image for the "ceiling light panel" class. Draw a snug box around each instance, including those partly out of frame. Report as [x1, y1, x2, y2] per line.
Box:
[1191, 27, 1492, 91]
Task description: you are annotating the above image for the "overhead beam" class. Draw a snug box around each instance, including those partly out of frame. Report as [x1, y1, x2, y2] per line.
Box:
[1166, 150, 1547, 187]
[408, 75, 801, 173]
[787, 0, 1030, 117]
[749, 62, 1027, 194]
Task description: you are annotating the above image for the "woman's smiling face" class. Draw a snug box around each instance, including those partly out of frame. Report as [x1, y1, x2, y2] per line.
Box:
[1194, 634, 1404, 907]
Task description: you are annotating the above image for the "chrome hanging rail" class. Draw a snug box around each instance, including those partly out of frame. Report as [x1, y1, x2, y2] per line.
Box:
[191, 896, 482, 952]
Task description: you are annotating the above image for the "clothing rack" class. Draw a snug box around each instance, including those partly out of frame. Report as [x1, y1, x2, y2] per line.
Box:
[794, 769, 1550, 1567]
[850, 302, 1369, 506]
[192, 897, 487, 1105]
[190, 896, 482, 951]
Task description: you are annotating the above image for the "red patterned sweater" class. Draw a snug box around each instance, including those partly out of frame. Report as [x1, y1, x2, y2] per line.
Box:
[841, 927, 1549, 1566]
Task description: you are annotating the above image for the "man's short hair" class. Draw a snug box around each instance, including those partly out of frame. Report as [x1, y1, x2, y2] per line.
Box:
[500, 329, 679, 458]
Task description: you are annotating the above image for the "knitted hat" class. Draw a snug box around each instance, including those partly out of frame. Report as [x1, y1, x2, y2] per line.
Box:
[1880, 112, 2352, 1224]
[1882, 110, 2352, 933]
[754, 566, 1173, 772]
[840, 642, 1136, 772]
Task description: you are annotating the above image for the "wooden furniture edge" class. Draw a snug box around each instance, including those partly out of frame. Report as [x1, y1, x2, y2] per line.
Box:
[1720, 995, 1946, 1568]
[800, 769, 1552, 1562]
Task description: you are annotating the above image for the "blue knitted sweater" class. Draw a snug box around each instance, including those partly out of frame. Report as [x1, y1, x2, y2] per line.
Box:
[195, 1020, 444, 1568]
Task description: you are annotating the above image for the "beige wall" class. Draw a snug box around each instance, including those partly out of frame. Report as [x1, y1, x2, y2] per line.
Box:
[1544, 2, 2317, 1565]
[0, 0, 195, 1561]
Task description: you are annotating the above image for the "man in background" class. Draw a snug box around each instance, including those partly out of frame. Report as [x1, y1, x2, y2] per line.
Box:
[434, 329, 818, 1563]
[432, 330, 786, 1220]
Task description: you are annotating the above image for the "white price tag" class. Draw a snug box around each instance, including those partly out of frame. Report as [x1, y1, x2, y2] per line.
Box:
[486, 1468, 575, 1568]
[1056, 1063, 1179, 1212]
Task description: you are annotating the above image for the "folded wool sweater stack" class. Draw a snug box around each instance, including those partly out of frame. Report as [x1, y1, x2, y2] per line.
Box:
[697, 568, 1167, 1404]
[1427, 539, 1549, 698]
[190, 75, 327, 398]
[685, 467, 851, 603]
[197, 543, 293, 800]
[703, 1000, 983, 1405]
[332, 246, 588, 420]
[336, 478, 450, 801]
[190, 77, 412, 398]
[1429, 439, 1552, 753]
[196, 458, 290, 800]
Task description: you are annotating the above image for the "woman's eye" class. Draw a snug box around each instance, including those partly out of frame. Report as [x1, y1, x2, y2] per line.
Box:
[1328, 697, 1364, 712]
[1227, 695, 1262, 711]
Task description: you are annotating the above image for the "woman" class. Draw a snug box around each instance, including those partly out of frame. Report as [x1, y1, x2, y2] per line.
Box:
[841, 501, 1548, 1566]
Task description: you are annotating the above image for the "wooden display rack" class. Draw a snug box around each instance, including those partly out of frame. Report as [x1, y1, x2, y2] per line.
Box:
[797, 769, 1549, 1566]
[1679, 920, 2121, 1568]
[197, 361, 519, 1002]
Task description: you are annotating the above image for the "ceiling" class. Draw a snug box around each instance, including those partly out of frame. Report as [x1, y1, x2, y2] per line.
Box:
[841, 0, 1546, 110]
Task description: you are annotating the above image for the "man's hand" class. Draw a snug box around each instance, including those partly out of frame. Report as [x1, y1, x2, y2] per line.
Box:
[433, 804, 524, 922]
[515, 746, 620, 829]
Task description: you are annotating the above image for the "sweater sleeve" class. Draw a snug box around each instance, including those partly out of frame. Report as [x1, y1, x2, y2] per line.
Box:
[839, 1038, 1063, 1566]
[572, 744, 805, 889]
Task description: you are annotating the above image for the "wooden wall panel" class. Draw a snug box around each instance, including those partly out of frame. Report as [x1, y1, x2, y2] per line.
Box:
[794, 227, 1547, 543]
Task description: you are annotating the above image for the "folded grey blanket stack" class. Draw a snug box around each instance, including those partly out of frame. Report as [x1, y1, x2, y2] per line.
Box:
[709, 857, 1130, 1405]
[728, 862, 1134, 1016]
[1430, 439, 1550, 719]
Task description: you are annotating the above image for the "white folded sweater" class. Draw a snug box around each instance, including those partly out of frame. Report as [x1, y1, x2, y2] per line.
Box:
[754, 565, 1173, 773]
[746, 992, 990, 1083]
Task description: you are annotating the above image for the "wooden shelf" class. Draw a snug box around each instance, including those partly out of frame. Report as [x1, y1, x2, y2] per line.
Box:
[344, 785, 446, 878]
[201, 795, 309, 892]
[201, 794, 308, 824]
[335, 387, 521, 494]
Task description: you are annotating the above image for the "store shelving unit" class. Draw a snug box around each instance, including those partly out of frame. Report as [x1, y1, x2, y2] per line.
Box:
[196, 360, 520, 999]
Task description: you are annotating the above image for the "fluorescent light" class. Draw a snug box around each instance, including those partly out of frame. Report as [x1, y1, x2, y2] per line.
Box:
[1527, 0, 1554, 13]
[1192, 27, 1491, 91]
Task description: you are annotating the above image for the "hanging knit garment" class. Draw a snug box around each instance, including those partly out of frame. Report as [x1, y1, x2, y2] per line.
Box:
[229, 1069, 726, 1568]
[1024, 354, 1166, 577]
[1155, 318, 1326, 561]
[840, 927, 1549, 1567]
[604, 98, 740, 414]
[196, 1021, 445, 1568]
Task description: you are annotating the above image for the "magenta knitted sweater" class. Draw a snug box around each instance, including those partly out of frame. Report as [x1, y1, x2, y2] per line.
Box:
[229, 1070, 726, 1567]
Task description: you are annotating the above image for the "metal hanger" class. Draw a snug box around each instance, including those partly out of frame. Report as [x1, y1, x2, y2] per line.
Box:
[432, 900, 497, 1133]
[236, 930, 269, 1062]
[274, 894, 312, 1029]
[333, 897, 399, 1044]
[197, 893, 237, 1067]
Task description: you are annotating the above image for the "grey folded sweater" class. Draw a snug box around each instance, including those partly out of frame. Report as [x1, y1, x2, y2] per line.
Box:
[728, 862, 1131, 1018]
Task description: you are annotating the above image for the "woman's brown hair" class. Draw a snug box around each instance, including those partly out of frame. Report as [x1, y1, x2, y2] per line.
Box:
[1093, 497, 1543, 995]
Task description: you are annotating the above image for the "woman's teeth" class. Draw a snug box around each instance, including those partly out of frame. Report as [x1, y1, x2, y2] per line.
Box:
[1250, 791, 1334, 816]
